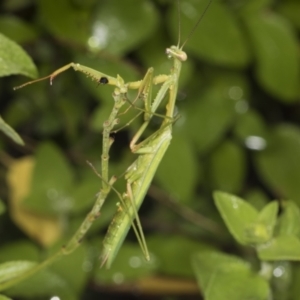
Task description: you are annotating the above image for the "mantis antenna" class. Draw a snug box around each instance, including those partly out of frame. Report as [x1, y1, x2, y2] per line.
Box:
[180, 0, 213, 49]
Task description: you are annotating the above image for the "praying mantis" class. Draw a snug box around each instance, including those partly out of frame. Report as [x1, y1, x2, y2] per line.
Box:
[14, 0, 213, 268]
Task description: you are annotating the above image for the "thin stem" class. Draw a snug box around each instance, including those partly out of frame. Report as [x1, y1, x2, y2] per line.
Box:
[148, 185, 225, 237]
[62, 89, 127, 253]
[101, 91, 127, 190]
[0, 249, 62, 290]
[0, 88, 128, 290]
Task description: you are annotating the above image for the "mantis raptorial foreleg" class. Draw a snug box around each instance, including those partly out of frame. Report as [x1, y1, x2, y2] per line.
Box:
[129, 77, 173, 153]
[14, 63, 141, 91]
[13, 62, 167, 257]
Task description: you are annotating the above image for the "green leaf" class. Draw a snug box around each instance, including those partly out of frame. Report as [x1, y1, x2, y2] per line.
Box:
[277, 201, 300, 237]
[234, 109, 268, 147]
[243, 11, 299, 101]
[50, 244, 89, 295]
[209, 140, 246, 193]
[0, 241, 40, 264]
[255, 125, 300, 206]
[2, 97, 34, 130]
[192, 251, 269, 300]
[184, 76, 236, 154]
[0, 33, 37, 78]
[243, 201, 279, 244]
[0, 261, 36, 288]
[147, 235, 212, 277]
[217, 200, 278, 246]
[258, 235, 300, 261]
[156, 132, 198, 203]
[0, 261, 74, 299]
[214, 191, 259, 245]
[206, 269, 269, 300]
[192, 251, 252, 292]
[23, 142, 74, 215]
[37, 0, 90, 47]
[4, 264, 75, 300]
[43, 0, 160, 54]
[258, 202, 278, 230]
[0, 116, 24, 145]
[92, 0, 159, 55]
[168, 0, 250, 67]
[69, 177, 100, 214]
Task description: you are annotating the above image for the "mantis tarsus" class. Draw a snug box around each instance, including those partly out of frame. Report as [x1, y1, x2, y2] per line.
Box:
[14, 0, 213, 269]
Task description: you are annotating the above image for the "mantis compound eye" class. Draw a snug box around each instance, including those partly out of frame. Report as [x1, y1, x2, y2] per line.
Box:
[99, 77, 109, 84]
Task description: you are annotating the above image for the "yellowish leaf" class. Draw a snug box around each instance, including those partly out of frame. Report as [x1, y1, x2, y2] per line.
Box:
[6, 157, 62, 247]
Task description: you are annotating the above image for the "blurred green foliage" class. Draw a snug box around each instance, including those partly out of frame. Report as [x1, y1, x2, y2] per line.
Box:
[1, 0, 300, 299]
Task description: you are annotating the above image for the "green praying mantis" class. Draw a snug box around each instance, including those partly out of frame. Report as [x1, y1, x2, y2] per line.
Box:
[14, 0, 212, 268]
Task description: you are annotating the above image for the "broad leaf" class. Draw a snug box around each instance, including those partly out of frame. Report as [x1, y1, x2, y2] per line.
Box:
[0, 33, 37, 78]
[214, 191, 258, 245]
[244, 12, 299, 101]
[277, 201, 300, 237]
[0, 116, 24, 145]
[258, 235, 300, 261]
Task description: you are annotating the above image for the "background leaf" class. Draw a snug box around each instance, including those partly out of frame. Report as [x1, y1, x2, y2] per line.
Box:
[255, 125, 300, 206]
[244, 11, 299, 101]
[209, 140, 246, 193]
[0, 116, 24, 145]
[0, 33, 37, 78]
[258, 235, 300, 261]
[23, 142, 74, 215]
[214, 191, 258, 245]
[168, 0, 250, 67]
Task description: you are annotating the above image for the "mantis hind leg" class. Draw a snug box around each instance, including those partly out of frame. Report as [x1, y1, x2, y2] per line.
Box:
[125, 182, 150, 261]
